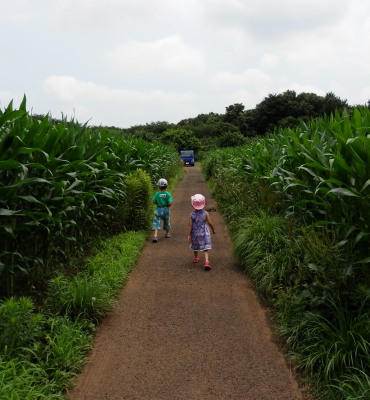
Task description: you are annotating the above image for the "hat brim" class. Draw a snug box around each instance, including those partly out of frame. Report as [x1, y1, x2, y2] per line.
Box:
[192, 202, 205, 210]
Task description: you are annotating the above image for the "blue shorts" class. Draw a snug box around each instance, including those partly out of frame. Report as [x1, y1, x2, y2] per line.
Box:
[152, 207, 171, 231]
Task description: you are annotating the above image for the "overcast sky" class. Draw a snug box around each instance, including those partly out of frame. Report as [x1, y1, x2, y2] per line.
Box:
[1, 0, 370, 128]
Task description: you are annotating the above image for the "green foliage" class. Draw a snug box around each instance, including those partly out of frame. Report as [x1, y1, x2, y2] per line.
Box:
[0, 358, 63, 400]
[45, 231, 146, 322]
[41, 316, 92, 388]
[159, 127, 202, 152]
[123, 169, 153, 231]
[86, 231, 145, 291]
[204, 107, 370, 269]
[46, 274, 114, 321]
[0, 297, 43, 358]
[334, 368, 370, 400]
[204, 106, 370, 399]
[279, 296, 370, 399]
[233, 212, 293, 300]
[215, 130, 247, 148]
[0, 98, 180, 296]
[251, 90, 348, 134]
[223, 103, 249, 135]
[0, 231, 146, 398]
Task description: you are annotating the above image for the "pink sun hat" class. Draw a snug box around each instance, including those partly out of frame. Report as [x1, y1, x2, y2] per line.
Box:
[191, 194, 205, 210]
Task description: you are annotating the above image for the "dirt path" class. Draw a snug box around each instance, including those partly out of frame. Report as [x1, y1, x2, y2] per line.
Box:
[67, 166, 309, 400]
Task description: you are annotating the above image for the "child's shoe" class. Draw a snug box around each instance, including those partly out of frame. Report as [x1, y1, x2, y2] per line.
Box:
[204, 262, 211, 270]
[152, 237, 158, 243]
[193, 257, 200, 263]
[165, 233, 171, 238]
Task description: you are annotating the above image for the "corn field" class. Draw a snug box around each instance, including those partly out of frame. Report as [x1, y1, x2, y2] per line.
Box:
[204, 107, 370, 271]
[0, 97, 180, 296]
[203, 107, 370, 398]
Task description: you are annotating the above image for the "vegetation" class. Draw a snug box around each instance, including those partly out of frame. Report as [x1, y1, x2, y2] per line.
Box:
[0, 97, 181, 297]
[0, 89, 365, 399]
[0, 97, 182, 398]
[203, 107, 370, 399]
[110, 90, 349, 158]
[0, 231, 147, 399]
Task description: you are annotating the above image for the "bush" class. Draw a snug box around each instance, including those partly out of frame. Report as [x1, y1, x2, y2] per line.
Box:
[0, 358, 63, 400]
[45, 275, 114, 321]
[0, 297, 43, 358]
[123, 169, 153, 231]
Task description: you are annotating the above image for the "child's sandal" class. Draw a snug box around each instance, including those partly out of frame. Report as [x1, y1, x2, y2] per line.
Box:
[193, 257, 200, 263]
[204, 262, 211, 270]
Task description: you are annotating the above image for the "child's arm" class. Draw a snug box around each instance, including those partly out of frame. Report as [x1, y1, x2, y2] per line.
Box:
[206, 211, 216, 234]
[187, 215, 193, 242]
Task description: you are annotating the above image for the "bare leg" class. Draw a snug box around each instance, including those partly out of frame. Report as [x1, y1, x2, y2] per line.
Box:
[204, 250, 209, 263]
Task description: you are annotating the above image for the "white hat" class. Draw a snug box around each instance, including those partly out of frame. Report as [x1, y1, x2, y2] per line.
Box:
[157, 178, 168, 187]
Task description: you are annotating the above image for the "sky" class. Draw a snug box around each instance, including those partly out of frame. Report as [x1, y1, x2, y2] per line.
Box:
[1, 0, 370, 128]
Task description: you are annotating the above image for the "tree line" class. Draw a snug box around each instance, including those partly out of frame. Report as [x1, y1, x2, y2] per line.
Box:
[112, 90, 355, 155]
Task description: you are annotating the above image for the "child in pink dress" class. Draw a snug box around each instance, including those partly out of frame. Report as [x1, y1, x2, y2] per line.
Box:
[187, 194, 216, 270]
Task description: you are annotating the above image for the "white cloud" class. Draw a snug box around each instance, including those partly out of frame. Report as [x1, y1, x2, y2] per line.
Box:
[2, 0, 370, 126]
[259, 54, 279, 70]
[201, 0, 349, 41]
[56, 0, 177, 27]
[43, 75, 197, 126]
[208, 69, 273, 110]
[210, 69, 271, 88]
[107, 36, 206, 76]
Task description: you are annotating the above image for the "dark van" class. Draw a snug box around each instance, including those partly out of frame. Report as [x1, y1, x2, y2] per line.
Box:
[180, 150, 195, 166]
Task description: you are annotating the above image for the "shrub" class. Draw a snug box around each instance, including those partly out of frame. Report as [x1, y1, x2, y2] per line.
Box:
[45, 275, 114, 321]
[0, 297, 43, 358]
[122, 169, 153, 231]
[0, 358, 63, 400]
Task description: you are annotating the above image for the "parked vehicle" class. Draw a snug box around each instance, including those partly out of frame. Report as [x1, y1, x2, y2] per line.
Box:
[180, 150, 195, 166]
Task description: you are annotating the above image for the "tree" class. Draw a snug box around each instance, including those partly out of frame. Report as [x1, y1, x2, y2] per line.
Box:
[223, 103, 249, 135]
[159, 128, 202, 152]
[322, 92, 348, 115]
[216, 130, 247, 148]
[250, 90, 348, 135]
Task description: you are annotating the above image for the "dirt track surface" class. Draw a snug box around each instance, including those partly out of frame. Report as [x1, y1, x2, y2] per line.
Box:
[68, 166, 310, 400]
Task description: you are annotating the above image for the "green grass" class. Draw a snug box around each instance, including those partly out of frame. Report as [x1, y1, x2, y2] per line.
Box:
[0, 97, 181, 296]
[0, 230, 147, 399]
[0, 358, 63, 400]
[203, 107, 370, 399]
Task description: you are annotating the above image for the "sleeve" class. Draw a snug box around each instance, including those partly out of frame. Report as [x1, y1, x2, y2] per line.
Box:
[167, 192, 173, 203]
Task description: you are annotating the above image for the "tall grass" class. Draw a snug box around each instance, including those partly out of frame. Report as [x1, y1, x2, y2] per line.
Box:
[0, 97, 180, 296]
[0, 358, 64, 400]
[0, 230, 146, 399]
[203, 107, 370, 399]
[204, 107, 370, 279]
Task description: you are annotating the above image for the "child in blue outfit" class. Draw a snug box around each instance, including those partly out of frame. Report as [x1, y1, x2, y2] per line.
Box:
[151, 178, 173, 243]
[187, 194, 216, 270]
